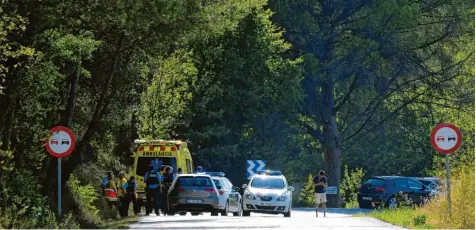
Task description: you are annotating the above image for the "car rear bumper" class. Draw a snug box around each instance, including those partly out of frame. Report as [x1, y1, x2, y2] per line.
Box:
[169, 197, 220, 212]
[358, 193, 386, 206]
[242, 198, 290, 213]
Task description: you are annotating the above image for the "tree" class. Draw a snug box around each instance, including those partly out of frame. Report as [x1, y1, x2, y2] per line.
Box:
[298, 174, 315, 207]
[269, 0, 473, 207]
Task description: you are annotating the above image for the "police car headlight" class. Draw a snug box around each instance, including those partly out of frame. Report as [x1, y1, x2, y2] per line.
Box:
[276, 196, 287, 201]
[245, 192, 256, 200]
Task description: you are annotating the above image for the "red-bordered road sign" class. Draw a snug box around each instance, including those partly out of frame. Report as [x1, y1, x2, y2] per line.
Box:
[45, 126, 75, 158]
[430, 123, 462, 154]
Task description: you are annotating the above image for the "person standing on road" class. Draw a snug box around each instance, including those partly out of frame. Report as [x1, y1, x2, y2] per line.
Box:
[117, 172, 128, 216]
[161, 166, 175, 215]
[313, 170, 327, 217]
[121, 176, 139, 217]
[144, 165, 161, 216]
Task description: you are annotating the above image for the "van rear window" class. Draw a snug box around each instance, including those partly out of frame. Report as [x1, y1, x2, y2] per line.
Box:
[363, 178, 386, 187]
[177, 176, 213, 187]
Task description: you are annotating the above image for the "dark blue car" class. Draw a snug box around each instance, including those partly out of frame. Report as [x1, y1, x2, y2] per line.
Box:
[358, 176, 432, 209]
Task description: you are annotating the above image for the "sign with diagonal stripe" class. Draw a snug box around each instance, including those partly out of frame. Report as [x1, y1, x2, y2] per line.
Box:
[246, 160, 266, 179]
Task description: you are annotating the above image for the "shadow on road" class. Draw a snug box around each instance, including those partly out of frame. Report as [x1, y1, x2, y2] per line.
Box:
[133, 219, 213, 225]
[294, 207, 372, 215]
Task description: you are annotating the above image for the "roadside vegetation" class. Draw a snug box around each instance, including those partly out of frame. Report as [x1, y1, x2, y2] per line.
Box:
[0, 0, 473, 228]
[365, 163, 475, 229]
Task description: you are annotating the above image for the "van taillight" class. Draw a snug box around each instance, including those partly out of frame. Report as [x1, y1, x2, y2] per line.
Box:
[177, 187, 185, 192]
[205, 188, 216, 193]
[375, 187, 385, 192]
[171, 146, 177, 151]
[139, 146, 144, 151]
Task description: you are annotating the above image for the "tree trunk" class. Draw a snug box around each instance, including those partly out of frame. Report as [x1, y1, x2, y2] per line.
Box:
[321, 77, 342, 208]
[43, 34, 124, 214]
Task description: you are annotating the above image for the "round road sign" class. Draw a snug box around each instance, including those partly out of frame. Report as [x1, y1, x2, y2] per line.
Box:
[430, 123, 462, 154]
[45, 126, 76, 158]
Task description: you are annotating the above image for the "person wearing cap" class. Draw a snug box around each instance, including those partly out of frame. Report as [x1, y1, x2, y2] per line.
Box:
[144, 165, 162, 216]
[121, 176, 139, 217]
[117, 172, 128, 216]
[161, 166, 176, 215]
[195, 166, 203, 173]
[313, 170, 328, 217]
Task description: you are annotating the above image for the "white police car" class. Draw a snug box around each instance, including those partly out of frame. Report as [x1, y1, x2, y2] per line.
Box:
[241, 170, 294, 217]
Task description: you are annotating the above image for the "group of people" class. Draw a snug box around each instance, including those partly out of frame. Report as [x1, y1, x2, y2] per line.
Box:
[100, 165, 184, 217]
[101, 171, 139, 217]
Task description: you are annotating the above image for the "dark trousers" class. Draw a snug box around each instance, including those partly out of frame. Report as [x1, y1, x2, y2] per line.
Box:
[161, 185, 170, 214]
[146, 187, 161, 215]
[121, 193, 137, 217]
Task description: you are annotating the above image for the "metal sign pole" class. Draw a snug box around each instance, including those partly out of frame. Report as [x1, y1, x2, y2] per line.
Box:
[58, 158, 62, 217]
[445, 155, 451, 214]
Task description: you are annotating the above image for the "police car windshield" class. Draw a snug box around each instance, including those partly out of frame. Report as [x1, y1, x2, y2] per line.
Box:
[251, 177, 285, 189]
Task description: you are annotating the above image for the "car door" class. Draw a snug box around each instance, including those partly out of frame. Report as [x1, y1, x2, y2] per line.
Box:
[226, 179, 240, 212]
[408, 179, 426, 204]
[393, 179, 411, 203]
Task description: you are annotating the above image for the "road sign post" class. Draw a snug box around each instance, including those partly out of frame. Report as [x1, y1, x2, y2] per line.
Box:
[430, 123, 461, 214]
[45, 126, 76, 218]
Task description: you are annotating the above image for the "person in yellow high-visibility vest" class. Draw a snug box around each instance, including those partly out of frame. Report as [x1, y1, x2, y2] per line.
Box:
[117, 172, 128, 217]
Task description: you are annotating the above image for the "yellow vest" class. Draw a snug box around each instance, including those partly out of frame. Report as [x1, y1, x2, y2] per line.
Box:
[118, 177, 127, 197]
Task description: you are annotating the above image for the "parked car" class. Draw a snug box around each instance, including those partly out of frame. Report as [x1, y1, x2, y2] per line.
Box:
[242, 170, 294, 217]
[204, 172, 243, 216]
[358, 176, 432, 209]
[167, 174, 221, 216]
[411, 177, 441, 197]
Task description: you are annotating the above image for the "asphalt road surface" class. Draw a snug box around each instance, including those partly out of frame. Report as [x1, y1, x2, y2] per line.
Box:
[129, 208, 406, 230]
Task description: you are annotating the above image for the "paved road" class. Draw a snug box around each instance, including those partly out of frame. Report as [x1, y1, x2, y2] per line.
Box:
[129, 208, 406, 229]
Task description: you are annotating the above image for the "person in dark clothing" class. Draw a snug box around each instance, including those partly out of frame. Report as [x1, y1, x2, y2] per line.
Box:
[312, 170, 328, 217]
[121, 176, 139, 217]
[177, 168, 183, 174]
[195, 166, 203, 173]
[161, 166, 175, 215]
[144, 165, 161, 216]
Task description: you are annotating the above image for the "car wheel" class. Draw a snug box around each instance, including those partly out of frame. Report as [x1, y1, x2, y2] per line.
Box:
[221, 201, 229, 216]
[191, 212, 200, 216]
[387, 197, 398, 209]
[211, 210, 219, 216]
[179, 212, 187, 216]
[284, 205, 291, 217]
[233, 203, 242, 216]
[242, 210, 250, 216]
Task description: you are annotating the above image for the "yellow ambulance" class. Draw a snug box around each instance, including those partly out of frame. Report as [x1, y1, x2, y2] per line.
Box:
[132, 139, 194, 207]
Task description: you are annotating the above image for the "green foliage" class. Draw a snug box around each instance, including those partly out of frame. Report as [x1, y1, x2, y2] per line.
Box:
[298, 174, 315, 207]
[340, 166, 364, 208]
[369, 207, 435, 229]
[67, 174, 101, 225]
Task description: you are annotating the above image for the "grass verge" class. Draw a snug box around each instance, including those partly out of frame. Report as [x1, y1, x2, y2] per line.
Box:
[367, 208, 434, 229]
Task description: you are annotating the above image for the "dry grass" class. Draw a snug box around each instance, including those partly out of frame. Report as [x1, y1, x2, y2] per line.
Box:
[367, 164, 474, 229]
[421, 165, 475, 229]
